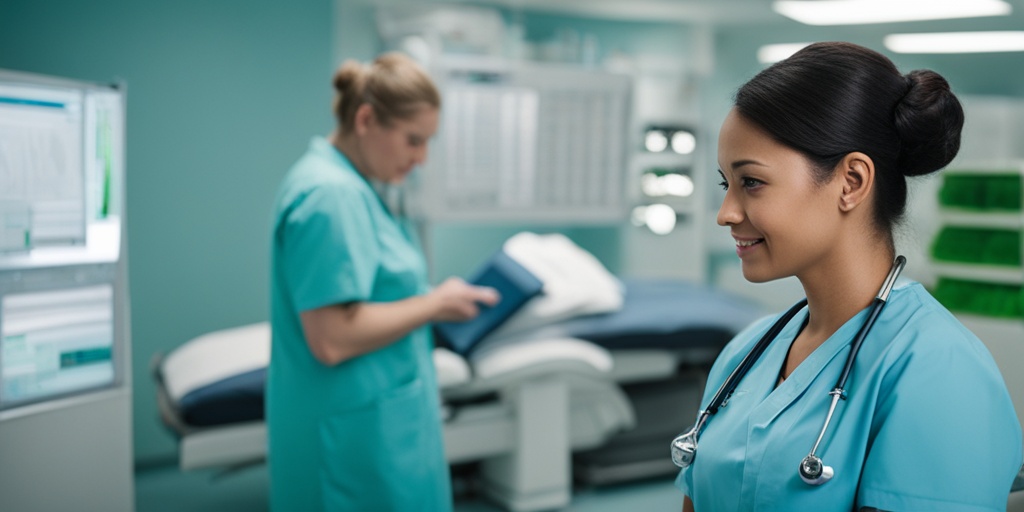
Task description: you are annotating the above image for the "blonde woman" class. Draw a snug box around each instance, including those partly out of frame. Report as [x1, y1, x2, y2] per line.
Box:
[267, 53, 498, 511]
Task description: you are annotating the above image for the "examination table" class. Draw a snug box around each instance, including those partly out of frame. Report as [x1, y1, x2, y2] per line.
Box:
[153, 277, 763, 512]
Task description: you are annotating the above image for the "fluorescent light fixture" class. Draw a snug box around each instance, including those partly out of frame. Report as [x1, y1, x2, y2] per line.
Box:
[773, 0, 1012, 26]
[758, 42, 813, 63]
[885, 31, 1024, 53]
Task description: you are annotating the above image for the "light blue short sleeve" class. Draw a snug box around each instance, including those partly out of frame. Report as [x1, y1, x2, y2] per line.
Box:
[858, 330, 1023, 511]
[280, 184, 381, 312]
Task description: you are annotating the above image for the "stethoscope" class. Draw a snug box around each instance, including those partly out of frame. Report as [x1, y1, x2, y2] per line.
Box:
[671, 255, 907, 486]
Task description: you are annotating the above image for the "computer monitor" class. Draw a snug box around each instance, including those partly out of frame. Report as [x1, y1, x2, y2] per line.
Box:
[0, 70, 125, 413]
[0, 72, 123, 261]
[0, 264, 119, 410]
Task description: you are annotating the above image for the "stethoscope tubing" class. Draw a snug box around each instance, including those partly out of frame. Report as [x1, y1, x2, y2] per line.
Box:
[832, 256, 905, 393]
[706, 298, 808, 415]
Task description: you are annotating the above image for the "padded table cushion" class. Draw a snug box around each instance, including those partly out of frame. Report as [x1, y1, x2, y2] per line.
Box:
[487, 278, 765, 350]
[161, 279, 763, 428]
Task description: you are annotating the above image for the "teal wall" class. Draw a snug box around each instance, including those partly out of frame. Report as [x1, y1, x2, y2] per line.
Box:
[0, 0, 334, 464]
[428, 224, 624, 281]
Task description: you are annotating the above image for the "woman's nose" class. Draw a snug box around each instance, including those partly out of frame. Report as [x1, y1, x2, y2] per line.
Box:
[717, 190, 743, 226]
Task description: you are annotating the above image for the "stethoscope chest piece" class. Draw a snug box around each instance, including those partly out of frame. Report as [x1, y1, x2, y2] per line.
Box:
[671, 412, 708, 468]
[671, 428, 699, 468]
[798, 454, 834, 485]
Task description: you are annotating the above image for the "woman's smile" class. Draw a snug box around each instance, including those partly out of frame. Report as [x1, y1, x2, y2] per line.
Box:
[733, 236, 765, 257]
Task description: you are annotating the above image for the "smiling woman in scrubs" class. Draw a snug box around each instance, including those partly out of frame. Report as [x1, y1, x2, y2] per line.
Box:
[267, 52, 499, 512]
[678, 42, 1023, 511]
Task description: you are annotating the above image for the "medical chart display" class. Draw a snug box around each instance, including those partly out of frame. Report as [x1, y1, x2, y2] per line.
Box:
[0, 70, 126, 413]
[0, 277, 115, 408]
[0, 83, 86, 249]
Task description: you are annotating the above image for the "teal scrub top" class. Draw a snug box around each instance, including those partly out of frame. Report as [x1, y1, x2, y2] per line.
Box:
[267, 137, 451, 512]
[676, 280, 1023, 511]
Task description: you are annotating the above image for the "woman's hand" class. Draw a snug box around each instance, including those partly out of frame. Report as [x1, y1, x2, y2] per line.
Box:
[428, 277, 500, 322]
[300, 278, 499, 365]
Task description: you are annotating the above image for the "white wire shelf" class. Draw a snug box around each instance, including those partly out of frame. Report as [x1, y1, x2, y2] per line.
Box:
[931, 262, 1024, 285]
[939, 209, 1024, 229]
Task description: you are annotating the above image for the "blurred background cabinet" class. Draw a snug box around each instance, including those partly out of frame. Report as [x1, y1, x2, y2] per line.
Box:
[928, 161, 1024, 431]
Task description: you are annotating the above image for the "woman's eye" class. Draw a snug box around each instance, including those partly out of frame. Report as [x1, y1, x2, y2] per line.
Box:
[741, 177, 762, 188]
[718, 180, 729, 191]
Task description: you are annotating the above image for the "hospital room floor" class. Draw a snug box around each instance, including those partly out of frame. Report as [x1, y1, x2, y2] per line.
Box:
[134, 464, 683, 511]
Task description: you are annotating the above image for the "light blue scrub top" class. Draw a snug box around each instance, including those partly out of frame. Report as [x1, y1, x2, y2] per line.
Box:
[676, 280, 1023, 511]
[267, 137, 451, 512]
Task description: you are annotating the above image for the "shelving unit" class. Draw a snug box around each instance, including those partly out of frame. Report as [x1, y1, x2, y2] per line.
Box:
[930, 162, 1024, 318]
[929, 162, 1024, 431]
[630, 147, 699, 216]
[622, 126, 708, 283]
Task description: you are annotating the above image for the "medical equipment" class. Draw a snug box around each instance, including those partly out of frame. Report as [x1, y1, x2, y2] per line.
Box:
[671, 255, 907, 486]
[0, 68, 132, 512]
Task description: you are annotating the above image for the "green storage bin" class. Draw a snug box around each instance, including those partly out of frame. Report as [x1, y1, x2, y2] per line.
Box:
[987, 175, 1022, 210]
[939, 174, 984, 209]
[942, 173, 1024, 210]
[939, 173, 1022, 211]
[931, 226, 1021, 266]
[931, 278, 1023, 318]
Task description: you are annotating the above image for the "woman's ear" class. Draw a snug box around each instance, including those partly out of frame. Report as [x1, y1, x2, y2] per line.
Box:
[353, 103, 375, 136]
[838, 152, 875, 213]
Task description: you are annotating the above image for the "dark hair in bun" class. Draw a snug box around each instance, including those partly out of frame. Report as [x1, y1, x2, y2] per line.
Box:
[894, 69, 964, 177]
[734, 41, 964, 238]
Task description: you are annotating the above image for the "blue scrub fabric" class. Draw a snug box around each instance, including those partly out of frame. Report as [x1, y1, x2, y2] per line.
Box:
[676, 280, 1023, 511]
[267, 138, 451, 511]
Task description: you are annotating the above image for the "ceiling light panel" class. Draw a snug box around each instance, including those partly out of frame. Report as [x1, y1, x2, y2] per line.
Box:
[885, 31, 1024, 53]
[773, 0, 1012, 26]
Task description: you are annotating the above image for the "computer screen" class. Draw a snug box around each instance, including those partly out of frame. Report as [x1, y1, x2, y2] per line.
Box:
[0, 264, 118, 409]
[0, 82, 86, 250]
[0, 74, 124, 262]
